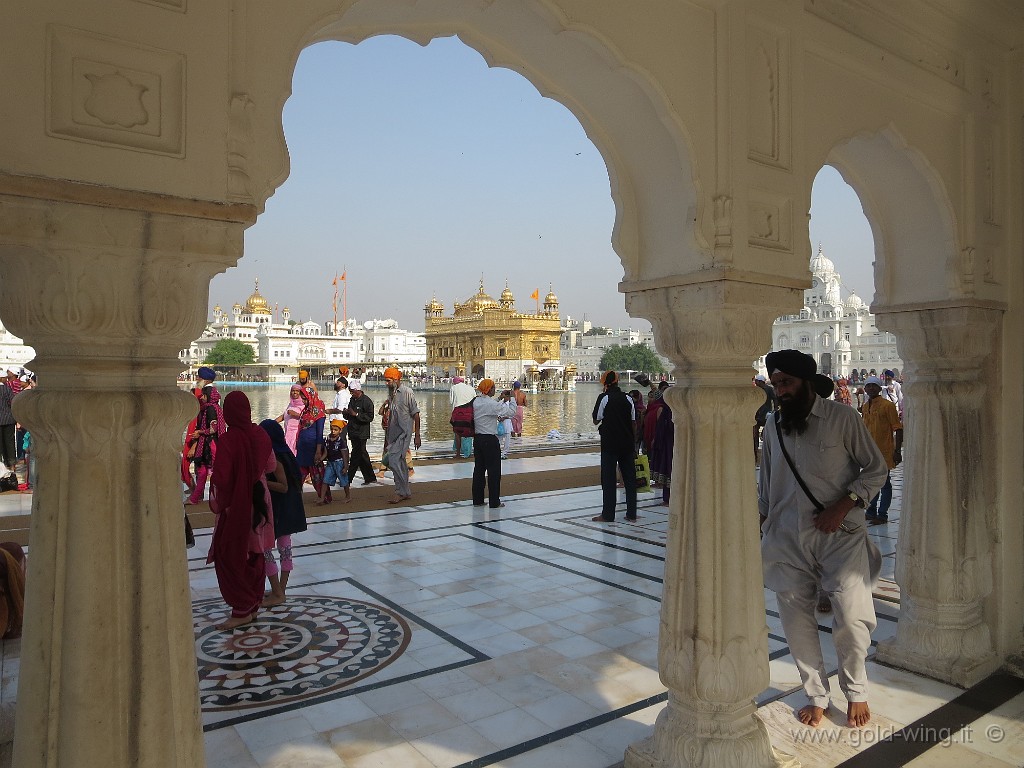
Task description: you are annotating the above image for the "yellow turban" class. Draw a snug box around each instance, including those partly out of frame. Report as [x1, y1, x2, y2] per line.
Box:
[330, 418, 347, 430]
[299, 369, 309, 377]
[383, 366, 401, 381]
[478, 378, 495, 395]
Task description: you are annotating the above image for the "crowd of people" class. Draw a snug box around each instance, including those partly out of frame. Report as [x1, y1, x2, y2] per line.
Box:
[185, 364, 432, 629]
[0, 365, 37, 493]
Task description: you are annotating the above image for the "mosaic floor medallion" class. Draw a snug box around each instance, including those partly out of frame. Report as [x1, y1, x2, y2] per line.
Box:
[193, 594, 411, 711]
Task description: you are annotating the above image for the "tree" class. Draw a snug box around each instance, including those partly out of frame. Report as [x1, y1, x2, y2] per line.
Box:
[584, 326, 612, 336]
[204, 339, 256, 366]
[599, 344, 665, 375]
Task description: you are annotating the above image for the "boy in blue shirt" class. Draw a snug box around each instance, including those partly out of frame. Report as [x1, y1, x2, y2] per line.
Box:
[318, 419, 351, 504]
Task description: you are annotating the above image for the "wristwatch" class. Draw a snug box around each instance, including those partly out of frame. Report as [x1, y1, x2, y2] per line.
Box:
[847, 491, 865, 508]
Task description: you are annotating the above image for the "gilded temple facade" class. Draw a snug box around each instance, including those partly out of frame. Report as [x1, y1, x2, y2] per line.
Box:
[424, 281, 573, 387]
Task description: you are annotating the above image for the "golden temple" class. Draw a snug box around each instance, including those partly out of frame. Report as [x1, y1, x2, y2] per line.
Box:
[424, 279, 571, 386]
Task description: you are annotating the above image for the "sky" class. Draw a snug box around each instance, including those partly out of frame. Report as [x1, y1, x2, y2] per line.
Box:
[212, 35, 877, 332]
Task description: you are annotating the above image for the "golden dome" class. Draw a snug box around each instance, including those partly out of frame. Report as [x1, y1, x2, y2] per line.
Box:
[544, 285, 558, 304]
[425, 295, 444, 312]
[243, 278, 272, 315]
[500, 282, 515, 303]
[454, 279, 499, 316]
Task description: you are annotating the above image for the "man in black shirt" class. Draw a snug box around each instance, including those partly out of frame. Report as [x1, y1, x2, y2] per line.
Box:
[342, 380, 377, 485]
[591, 370, 638, 522]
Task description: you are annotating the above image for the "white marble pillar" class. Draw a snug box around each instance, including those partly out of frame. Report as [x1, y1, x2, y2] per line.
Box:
[0, 179, 250, 767]
[624, 283, 798, 768]
[874, 306, 1001, 687]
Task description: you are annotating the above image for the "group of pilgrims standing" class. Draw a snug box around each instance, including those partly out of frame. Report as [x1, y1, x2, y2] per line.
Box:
[182, 367, 342, 629]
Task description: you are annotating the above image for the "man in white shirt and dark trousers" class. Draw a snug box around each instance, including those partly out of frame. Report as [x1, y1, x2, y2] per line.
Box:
[591, 370, 638, 523]
[472, 378, 516, 508]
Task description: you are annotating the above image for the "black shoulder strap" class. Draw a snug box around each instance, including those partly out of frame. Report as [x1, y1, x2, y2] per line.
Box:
[773, 413, 824, 511]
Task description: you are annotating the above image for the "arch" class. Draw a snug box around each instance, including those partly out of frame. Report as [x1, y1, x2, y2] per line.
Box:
[823, 126, 959, 308]
[244, 0, 704, 286]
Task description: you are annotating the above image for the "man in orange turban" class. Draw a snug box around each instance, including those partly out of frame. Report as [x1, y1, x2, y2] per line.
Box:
[382, 366, 420, 503]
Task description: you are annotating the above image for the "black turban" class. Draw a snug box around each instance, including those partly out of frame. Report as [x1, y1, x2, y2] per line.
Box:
[765, 350, 816, 380]
[766, 349, 833, 398]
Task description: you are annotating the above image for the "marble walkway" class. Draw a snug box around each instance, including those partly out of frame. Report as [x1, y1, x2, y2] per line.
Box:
[3, 451, 1024, 767]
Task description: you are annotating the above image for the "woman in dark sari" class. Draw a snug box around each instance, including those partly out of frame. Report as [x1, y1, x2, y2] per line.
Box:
[650, 391, 674, 505]
[259, 419, 308, 605]
[208, 392, 275, 630]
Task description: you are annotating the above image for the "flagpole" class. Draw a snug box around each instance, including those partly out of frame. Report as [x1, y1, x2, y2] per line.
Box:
[333, 273, 338, 335]
[342, 267, 348, 330]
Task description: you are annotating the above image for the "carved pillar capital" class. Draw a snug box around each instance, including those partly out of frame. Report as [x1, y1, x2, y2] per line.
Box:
[873, 305, 1002, 686]
[624, 280, 797, 768]
[0, 188, 243, 767]
[626, 281, 797, 382]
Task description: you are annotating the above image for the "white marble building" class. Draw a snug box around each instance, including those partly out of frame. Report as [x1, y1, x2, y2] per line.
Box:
[560, 316, 670, 378]
[180, 283, 426, 378]
[0, 320, 33, 373]
[762, 246, 905, 378]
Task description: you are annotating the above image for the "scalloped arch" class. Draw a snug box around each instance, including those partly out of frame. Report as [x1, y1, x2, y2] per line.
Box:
[251, 0, 702, 287]
[823, 125, 959, 308]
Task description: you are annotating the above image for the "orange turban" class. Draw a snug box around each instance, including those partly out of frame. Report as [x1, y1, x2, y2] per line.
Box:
[601, 370, 618, 386]
[478, 378, 495, 395]
[299, 369, 309, 377]
[339, 366, 349, 376]
[383, 366, 401, 381]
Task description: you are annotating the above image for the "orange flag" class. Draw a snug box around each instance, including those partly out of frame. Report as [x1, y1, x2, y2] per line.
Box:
[340, 271, 347, 281]
[530, 289, 539, 300]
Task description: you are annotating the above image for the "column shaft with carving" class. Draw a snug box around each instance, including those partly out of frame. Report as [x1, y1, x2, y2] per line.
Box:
[874, 307, 1000, 686]
[624, 283, 797, 768]
[0, 187, 248, 768]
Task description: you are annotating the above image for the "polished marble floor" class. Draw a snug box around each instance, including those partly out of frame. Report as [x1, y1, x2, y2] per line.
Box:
[3, 454, 1023, 767]
[180, 458, 1023, 768]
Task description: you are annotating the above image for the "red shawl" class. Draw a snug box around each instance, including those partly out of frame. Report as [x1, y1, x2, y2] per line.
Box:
[208, 391, 271, 618]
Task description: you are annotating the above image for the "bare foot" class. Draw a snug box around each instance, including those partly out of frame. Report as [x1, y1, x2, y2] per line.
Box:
[263, 592, 285, 607]
[797, 705, 826, 727]
[316, 498, 332, 506]
[343, 495, 351, 503]
[847, 701, 871, 727]
[387, 495, 411, 504]
[216, 612, 256, 631]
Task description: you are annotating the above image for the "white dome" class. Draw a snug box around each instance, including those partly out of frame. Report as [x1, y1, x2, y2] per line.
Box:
[836, 338, 851, 352]
[810, 244, 836, 280]
[844, 292, 865, 310]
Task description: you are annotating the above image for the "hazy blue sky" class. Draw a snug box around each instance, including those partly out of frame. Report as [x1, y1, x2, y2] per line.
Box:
[213, 36, 876, 331]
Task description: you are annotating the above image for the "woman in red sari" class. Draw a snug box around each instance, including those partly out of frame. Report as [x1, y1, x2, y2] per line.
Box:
[208, 391, 275, 630]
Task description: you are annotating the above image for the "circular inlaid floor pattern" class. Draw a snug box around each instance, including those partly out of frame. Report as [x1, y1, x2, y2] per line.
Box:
[193, 595, 411, 711]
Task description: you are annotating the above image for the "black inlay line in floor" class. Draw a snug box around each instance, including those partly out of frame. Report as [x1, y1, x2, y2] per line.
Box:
[471, 523, 664, 585]
[344, 577, 491, 661]
[451, 691, 670, 768]
[202, 658, 481, 732]
[514, 518, 668, 562]
[835, 672, 1024, 768]
[563, 517, 670, 548]
[461, 534, 662, 602]
[186, 496, 625, 566]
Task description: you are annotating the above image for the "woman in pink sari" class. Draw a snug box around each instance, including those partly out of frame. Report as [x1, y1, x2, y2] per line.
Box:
[208, 391, 277, 630]
[276, 385, 305, 454]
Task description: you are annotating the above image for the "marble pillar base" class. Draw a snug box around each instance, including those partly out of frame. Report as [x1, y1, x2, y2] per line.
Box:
[875, 639, 999, 689]
[624, 699, 799, 768]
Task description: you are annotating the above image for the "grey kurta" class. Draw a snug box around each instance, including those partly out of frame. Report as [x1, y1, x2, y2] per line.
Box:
[758, 394, 888, 709]
[384, 384, 419, 497]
